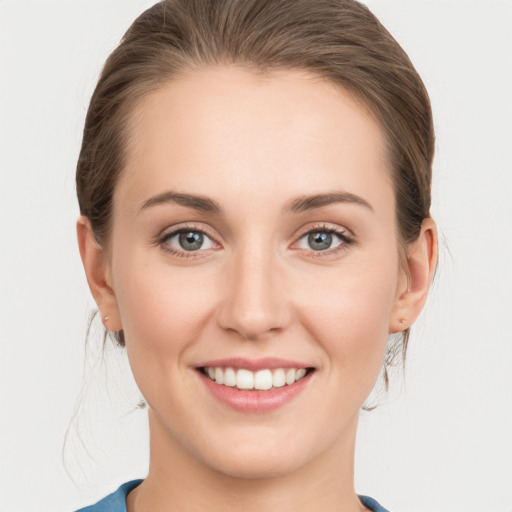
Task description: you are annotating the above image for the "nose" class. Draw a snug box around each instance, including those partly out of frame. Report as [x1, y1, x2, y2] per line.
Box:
[216, 246, 291, 341]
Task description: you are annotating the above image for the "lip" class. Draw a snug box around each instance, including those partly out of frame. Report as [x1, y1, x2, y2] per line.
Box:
[196, 357, 310, 371]
[197, 365, 314, 413]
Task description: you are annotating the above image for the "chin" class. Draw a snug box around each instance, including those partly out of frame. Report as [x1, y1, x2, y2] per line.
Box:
[207, 449, 308, 480]
[194, 427, 322, 480]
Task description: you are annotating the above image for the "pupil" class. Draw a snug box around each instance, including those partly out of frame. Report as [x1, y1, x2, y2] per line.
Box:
[179, 231, 203, 251]
[308, 232, 332, 251]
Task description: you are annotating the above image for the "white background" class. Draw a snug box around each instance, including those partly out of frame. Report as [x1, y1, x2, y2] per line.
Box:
[1, 1, 511, 511]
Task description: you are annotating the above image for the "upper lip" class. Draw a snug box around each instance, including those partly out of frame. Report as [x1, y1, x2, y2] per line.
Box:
[196, 357, 312, 371]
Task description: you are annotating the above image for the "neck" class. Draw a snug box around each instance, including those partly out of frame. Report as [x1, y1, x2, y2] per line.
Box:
[127, 409, 367, 512]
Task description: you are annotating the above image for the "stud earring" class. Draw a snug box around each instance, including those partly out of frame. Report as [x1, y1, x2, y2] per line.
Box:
[103, 316, 109, 322]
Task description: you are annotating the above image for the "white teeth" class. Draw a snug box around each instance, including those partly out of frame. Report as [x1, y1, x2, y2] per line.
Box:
[254, 369, 273, 390]
[272, 368, 286, 388]
[295, 368, 307, 381]
[236, 369, 254, 390]
[285, 368, 296, 385]
[224, 367, 236, 387]
[205, 366, 309, 390]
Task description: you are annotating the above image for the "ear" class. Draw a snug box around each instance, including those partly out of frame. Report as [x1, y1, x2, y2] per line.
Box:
[77, 216, 122, 331]
[389, 218, 438, 333]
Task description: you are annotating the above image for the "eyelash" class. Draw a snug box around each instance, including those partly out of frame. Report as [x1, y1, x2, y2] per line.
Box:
[157, 223, 217, 259]
[297, 224, 355, 258]
[157, 223, 355, 259]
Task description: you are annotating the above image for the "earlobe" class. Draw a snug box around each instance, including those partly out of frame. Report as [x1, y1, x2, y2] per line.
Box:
[76, 216, 122, 331]
[389, 218, 438, 333]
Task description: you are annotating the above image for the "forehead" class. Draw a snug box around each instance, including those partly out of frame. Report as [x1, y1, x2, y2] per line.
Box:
[118, 66, 393, 216]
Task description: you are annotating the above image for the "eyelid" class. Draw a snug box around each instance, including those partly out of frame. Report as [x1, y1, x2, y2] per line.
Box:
[155, 221, 355, 259]
[157, 222, 222, 257]
[158, 222, 218, 241]
[291, 223, 356, 255]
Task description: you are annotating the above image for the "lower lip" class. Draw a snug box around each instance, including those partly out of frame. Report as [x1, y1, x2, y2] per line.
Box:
[198, 370, 313, 413]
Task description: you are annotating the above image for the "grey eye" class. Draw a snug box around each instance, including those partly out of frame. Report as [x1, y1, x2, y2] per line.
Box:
[165, 230, 215, 252]
[179, 231, 204, 251]
[308, 232, 333, 251]
[297, 230, 344, 251]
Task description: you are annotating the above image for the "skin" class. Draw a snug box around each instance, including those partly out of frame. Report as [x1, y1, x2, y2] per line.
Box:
[78, 66, 437, 512]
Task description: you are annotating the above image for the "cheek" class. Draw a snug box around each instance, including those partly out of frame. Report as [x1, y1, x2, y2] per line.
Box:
[117, 266, 214, 339]
[111, 252, 222, 417]
[294, 256, 398, 380]
[111, 248, 219, 366]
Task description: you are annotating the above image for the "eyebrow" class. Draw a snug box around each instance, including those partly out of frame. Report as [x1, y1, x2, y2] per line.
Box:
[138, 190, 373, 215]
[284, 192, 374, 214]
[139, 191, 222, 214]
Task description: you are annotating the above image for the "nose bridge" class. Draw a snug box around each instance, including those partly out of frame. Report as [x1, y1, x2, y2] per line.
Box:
[217, 239, 289, 340]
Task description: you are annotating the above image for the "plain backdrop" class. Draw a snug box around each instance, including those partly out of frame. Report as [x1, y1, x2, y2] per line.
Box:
[1, 1, 511, 511]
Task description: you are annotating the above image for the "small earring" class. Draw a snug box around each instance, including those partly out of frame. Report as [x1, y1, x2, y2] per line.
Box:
[103, 316, 109, 322]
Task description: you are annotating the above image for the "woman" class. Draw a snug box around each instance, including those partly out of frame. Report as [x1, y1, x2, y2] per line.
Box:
[75, 0, 437, 510]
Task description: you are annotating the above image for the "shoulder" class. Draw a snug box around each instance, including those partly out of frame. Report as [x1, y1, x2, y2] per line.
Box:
[74, 479, 143, 512]
[74, 483, 386, 512]
[359, 495, 391, 512]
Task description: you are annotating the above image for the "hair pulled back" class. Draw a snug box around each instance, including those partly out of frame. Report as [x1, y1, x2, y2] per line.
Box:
[76, 0, 434, 380]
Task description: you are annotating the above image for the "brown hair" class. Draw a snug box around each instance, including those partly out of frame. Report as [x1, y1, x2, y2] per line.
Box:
[76, 0, 434, 384]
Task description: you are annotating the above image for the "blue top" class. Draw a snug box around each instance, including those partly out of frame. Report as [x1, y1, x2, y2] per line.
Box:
[75, 479, 390, 512]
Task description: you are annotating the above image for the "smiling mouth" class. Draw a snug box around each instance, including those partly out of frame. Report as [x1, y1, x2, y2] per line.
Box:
[200, 366, 314, 391]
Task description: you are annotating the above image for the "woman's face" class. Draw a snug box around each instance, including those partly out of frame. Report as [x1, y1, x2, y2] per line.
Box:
[106, 67, 405, 478]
